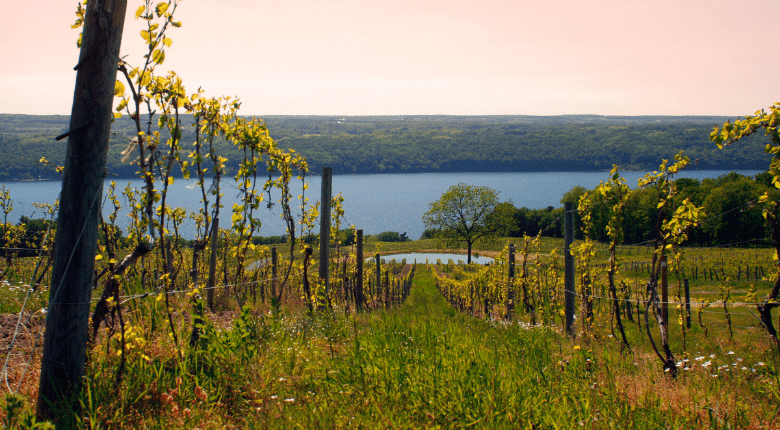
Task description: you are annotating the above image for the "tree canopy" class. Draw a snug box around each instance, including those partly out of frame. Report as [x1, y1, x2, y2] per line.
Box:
[422, 184, 509, 263]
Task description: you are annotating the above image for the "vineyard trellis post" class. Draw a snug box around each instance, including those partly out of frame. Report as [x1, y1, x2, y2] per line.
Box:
[375, 253, 381, 308]
[37, 0, 128, 420]
[356, 229, 364, 311]
[319, 167, 332, 309]
[564, 202, 576, 336]
[506, 243, 515, 321]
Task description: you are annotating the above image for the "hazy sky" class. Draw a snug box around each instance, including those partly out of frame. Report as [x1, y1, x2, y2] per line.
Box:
[2, 0, 778, 116]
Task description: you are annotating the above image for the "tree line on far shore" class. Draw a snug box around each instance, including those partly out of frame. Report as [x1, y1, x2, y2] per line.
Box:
[474, 171, 772, 248]
[0, 114, 772, 181]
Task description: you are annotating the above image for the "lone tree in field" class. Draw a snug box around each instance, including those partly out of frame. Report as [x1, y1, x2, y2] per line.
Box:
[423, 183, 508, 263]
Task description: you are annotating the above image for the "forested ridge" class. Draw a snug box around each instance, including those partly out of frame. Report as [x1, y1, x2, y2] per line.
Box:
[0, 113, 771, 180]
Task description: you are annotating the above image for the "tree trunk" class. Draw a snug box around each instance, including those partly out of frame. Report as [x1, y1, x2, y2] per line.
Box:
[37, 0, 128, 420]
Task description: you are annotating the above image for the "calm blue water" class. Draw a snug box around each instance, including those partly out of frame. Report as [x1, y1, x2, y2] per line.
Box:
[2, 170, 761, 240]
[371, 253, 495, 265]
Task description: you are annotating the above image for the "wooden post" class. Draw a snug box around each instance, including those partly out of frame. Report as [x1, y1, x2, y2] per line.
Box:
[684, 278, 691, 329]
[661, 255, 668, 327]
[564, 202, 576, 336]
[375, 253, 381, 308]
[271, 247, 278, 299]
[207, 217, 219, 310]
[37, 0, 128, 419]
[302, 247, 314, 313]
[356, 230, 364, 311]
[506, 243, 515, 321]
[319, 167, 332, 308]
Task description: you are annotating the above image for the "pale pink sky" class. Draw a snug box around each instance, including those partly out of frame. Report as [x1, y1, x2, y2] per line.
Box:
[2, 0, 778, 116]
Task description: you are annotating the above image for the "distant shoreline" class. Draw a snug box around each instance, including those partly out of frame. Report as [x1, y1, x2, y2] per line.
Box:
[3, 168, 765, 184]
[0, 113, 771, 182]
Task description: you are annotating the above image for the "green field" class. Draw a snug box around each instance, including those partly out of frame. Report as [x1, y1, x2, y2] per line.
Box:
[2, 238, 778, 429]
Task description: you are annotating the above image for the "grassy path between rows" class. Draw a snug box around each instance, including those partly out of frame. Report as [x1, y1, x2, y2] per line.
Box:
[234, 267, 747, 430]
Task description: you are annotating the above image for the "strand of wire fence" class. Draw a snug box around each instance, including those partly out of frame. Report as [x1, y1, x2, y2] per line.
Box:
[577, 236, 774, 258]
[1, 267, 312, 395]
[33, 261, 330, 307]
[1, 268, 311, 395]
[544, 286, 773, 309]
[116, 269, 305, 305]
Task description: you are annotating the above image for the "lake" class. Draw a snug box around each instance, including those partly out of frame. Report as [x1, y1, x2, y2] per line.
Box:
[371, 253, 495, 265]
[3, 170, 761, 240]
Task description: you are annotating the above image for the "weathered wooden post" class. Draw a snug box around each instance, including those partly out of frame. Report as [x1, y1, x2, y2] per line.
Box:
[37, 0, 128, 420]
[564, 202, 576, 336]
[302, 247, 314, 313]
[506, 243, 515, 321]
[356, 230, 364, 311]
[207, 217, 219, 310]
[661, 255, 668, 327]
[319, 167, 332, 309]
[375, 253, 381, 308]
